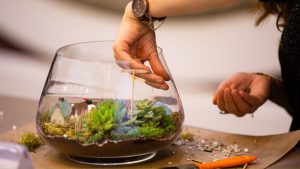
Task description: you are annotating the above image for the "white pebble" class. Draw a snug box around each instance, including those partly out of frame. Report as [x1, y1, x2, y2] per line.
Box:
[244, 148, 249, 153]
[200, 140, 206, 144]
[63, 134, 67, 138]
[213, 141, 219, 146]
[12, 125, 17, 130]
[168, 161, 172, 165]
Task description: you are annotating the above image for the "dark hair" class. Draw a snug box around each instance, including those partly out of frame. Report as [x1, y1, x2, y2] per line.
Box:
[255, 1, 293, 30]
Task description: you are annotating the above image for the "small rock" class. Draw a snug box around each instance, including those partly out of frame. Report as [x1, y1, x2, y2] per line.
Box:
[168, 161, 172, 165]
[12, 125, 17, 130]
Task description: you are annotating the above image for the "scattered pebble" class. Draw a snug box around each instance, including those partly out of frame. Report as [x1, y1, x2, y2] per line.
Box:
[12, 125, 17, 130]
[175, 129, 251, 160]
[176, 139, 182, 146]
[168, 161, 172, 165]
[63, 134, 67, 138]
[212, 141, 219, 146]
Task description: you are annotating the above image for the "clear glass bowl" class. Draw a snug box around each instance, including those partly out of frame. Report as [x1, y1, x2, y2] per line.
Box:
[36, 41, 184, 165]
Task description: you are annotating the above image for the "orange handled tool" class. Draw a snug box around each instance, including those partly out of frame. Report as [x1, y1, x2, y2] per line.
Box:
[161, 155, 257, 169]
[194, 155, 257, 169]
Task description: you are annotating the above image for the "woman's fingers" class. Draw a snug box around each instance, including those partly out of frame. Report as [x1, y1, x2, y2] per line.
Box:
[231, 89, 254, 115]
[224, 88, 243, 116]
[145, 80, 169, 90]
[239, 91, 261, 111]
[148, 51, 170, 81]
[135, 72, 166, 84]
[215, 89, 261, 117]
[113, 43, 151, 72]
[216, 89, 226, 112]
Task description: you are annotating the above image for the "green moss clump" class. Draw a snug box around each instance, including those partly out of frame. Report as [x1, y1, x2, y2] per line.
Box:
[181, 132, 194, 141]
[18, 132, 44, 152]
[137, 123, 165, 138]
[39, 111, 51, 123]
[42, 123, 66, 135]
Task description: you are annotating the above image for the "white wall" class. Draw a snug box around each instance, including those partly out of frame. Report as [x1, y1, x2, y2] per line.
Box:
[0, 0, 291, 135]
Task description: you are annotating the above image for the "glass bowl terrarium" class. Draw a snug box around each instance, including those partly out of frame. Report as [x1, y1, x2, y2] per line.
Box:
[36, 41, 184, 165]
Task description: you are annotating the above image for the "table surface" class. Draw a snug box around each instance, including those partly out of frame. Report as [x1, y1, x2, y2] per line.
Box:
[0, 95, 299, 169]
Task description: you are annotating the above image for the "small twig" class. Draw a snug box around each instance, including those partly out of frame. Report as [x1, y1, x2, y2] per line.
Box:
[242, 163, 248, 169]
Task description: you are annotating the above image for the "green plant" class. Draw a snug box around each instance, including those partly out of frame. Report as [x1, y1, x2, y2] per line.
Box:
[18, 132, 44, 152]
[112, 100, 178, 140]
[41, 98, 180, 143]
[81, 99, 121, 143]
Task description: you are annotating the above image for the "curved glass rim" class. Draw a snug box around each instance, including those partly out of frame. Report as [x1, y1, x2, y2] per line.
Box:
[56, 40, 163, 62]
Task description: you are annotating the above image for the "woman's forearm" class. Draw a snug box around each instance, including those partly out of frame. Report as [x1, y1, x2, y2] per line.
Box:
[147, 0, 239, 17]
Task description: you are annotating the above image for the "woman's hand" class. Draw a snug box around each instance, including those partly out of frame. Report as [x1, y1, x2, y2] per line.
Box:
[113, 2, 170, 90]
[213, 72, 271, 117]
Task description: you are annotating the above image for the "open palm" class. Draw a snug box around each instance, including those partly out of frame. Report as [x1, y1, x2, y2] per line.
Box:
[213, 72, 271, 116]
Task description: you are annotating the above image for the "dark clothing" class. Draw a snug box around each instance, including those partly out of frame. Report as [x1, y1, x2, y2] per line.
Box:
[279, 2, 300, 131]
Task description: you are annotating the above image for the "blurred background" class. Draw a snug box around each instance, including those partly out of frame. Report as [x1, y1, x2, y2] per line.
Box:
[0, 0, 291, 135]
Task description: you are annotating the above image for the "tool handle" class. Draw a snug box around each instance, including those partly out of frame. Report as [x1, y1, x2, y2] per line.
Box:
[194, 156, 257, 169]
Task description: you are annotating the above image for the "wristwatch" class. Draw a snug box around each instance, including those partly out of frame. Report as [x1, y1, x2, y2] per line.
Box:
[132, 0, 166, 29]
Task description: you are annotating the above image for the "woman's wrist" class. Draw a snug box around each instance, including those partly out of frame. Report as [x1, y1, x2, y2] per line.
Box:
[123, 2, 152, 32]
[251, 72, 273, 99]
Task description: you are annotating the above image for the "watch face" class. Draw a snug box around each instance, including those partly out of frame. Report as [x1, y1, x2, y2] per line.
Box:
[132, 0, 148, 18]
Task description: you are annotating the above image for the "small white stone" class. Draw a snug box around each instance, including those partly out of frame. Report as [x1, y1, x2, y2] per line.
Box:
[63, 134, 67, 138]
[12, 125, 17, 130]
[213, 141, 219, 145]
[244, 148, 249, 153]
[168, 161, 172, 165]
[177, 139, 182, 146]
[0, 110, 4, 117]
[200, 140, 206, 144]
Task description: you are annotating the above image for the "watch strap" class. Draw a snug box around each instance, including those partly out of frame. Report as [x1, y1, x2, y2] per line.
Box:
[132, 0, 166, 22]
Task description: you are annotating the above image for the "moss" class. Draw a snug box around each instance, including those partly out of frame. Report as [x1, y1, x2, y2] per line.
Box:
[39, 111, 51, 123]
[18, 132, 44, 152]
[42, 123, 66, 135]
[137, 124, 165, 138]
[65, 128, 76, 139]
[76, 129, 93, 143]
[181, 132, 194, 141]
